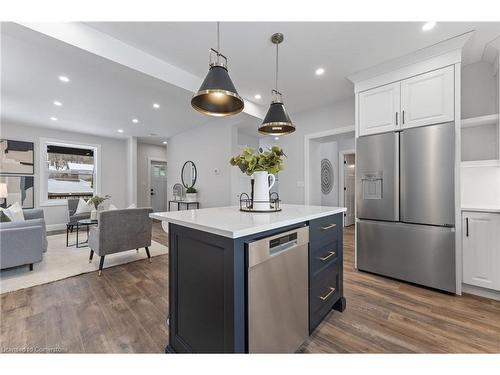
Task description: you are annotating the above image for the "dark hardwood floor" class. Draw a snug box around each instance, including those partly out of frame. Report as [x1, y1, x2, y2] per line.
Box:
[1, 223, 499, 353]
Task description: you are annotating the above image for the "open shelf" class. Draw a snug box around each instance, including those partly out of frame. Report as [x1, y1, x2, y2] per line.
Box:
[461, 114, 499, 128]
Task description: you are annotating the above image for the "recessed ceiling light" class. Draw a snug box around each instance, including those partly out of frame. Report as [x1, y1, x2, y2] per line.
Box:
[53, 100, 62, 106]
[315, 68, 325, 76]
[132, 118, 139, 124]
[58, 75, 70, 83]
[153, 103, 160, 109]
[162, 141, 167, 145]
[117, 129, 124, 133]
[422, 22, 436, 31]
[274, 136, 279, 141]
[254, 94, 262, 100]
[50, 116, 58, 121]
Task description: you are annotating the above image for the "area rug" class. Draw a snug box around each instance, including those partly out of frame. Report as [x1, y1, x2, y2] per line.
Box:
[0, 233, 168, 294]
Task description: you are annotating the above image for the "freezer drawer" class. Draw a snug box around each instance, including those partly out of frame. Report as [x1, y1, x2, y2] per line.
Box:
[400, 122, 455, 226]
[357, 220, 456, 293]
[356, 132, 399, 221]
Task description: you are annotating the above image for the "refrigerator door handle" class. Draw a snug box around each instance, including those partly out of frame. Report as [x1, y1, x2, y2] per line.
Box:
[394, 133, 400, 221]
[466, 217, 469, 237]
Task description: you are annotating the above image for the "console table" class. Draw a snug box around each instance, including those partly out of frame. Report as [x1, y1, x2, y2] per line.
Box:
[168, 200, 200, 211]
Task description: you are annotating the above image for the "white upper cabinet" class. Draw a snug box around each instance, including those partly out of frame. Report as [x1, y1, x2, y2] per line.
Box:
[358, 82, 401, 136]
[400, 66, 455, 129]
[462, 211, 500, 291]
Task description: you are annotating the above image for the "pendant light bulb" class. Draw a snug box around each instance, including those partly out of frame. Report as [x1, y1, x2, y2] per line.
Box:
[191, 22, 244, 117]
[259, 33, 295, 136]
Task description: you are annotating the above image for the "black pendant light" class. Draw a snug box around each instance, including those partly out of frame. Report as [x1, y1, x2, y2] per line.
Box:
[191, 22, 244, 117]
[259, 33, 295, 135]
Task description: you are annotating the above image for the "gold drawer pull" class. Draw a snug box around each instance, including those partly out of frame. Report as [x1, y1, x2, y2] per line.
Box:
[319, 251, 336, 261]
[321, 223, 337, 231]
[319, 287, 336, 301]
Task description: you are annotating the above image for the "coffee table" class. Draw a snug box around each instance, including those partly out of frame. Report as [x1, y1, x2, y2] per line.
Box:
[66, 219, 98, 248]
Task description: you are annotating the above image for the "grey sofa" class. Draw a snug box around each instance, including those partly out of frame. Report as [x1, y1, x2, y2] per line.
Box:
[88, 207, 153, 276]
[0, 209, 47, 271]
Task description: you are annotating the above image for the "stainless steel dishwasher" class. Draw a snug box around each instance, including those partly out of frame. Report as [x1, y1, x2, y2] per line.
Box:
[248, 226, 309, 353]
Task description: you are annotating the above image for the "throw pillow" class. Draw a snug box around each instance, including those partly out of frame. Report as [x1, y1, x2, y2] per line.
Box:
[75, 197, 93, 214]
[108, 203, 118, 210]
[0, 209, 11, 222]
[5, 202, 25, 222]
[127, 203, 137, 209]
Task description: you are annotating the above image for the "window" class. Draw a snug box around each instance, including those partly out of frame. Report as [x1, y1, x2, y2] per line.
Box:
[40, 139, 100, 204]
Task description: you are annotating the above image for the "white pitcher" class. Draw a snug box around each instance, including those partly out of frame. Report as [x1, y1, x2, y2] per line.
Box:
[253, 171, 276, 211]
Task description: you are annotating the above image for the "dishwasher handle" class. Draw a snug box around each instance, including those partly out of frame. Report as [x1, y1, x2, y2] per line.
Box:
[270, 239, 298, 256]
[248, 226, 309, 268]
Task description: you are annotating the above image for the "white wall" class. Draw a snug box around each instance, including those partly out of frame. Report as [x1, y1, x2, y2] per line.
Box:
[462, 61, 498, 119]
[0, 122, 128, 228]
[461, 164, 500, 208]
[167, 122, 234, 208]
[319, 141, 338, 206]
[461, 61, 499, 161]
[275, 97, 355, 204]
[137, 142, 167, 208]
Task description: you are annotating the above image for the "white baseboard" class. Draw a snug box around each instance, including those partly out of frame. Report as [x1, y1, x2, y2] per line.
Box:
[462, 283, 500, 301]
[46, 223, 66, 232]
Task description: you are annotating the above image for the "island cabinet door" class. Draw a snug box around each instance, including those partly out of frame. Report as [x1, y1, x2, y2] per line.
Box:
[167, 223, 246, 353]
[308, 213, 344, 333]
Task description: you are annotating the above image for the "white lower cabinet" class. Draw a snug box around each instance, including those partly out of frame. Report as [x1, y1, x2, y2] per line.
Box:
[462, 211, 500, 291]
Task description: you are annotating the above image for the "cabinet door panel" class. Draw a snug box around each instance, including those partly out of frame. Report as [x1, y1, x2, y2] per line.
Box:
[462, 212, 500, 291]
[358, 82, 400, 136]
[401, 66, 454, 129]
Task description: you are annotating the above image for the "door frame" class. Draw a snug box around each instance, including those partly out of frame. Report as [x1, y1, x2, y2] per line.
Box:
[338, 149, 356, 226]
[147, 157, 168, 209]
[304, 125, 355, 205]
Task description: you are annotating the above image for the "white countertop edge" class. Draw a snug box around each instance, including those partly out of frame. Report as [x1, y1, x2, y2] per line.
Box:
[150, 207, 346, 239]
[461, 207, 500, 213]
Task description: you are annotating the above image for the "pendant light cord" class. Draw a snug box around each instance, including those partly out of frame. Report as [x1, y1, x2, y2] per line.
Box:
[217, 22, 220, 64]
[275, 42, 279, 94]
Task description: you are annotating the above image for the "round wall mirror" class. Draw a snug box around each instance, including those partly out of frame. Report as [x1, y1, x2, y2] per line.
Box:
[181, 161, 197, 188]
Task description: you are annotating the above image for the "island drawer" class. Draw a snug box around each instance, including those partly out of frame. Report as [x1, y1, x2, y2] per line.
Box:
[309, 239, 340, 277]
[309, 214, 342, 244]
[309, 262, 340, 331]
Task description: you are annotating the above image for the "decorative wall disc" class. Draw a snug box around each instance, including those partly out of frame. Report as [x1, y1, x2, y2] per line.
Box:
[321, 158, 334, 194]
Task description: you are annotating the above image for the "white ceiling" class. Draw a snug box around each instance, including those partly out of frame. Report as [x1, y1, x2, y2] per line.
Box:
[0, 23, 252, 144]
[86, 22, 500, 111]
[2, 22, 500, 143]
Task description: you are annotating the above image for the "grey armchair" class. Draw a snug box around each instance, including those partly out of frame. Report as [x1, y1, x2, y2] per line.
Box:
[88, 207, 153, 275]
[0, 209, 47, 271]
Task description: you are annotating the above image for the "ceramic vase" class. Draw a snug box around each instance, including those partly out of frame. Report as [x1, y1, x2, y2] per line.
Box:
[253, 171, 276, 211]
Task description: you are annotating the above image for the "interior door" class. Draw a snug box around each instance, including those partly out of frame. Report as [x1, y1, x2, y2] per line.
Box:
[463, 212, 500, 291]
[400, 122, 455, 226]
[358, 82, 401, 136]
[151, 161, 167, 212]
[343, 154, 355, 226]
[400, 66, 454, 129]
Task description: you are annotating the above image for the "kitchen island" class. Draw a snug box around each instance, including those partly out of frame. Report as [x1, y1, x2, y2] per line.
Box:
[151, 204, 346, 353]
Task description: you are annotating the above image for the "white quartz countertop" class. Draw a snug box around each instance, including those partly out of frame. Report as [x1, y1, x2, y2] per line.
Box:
[461, 206, 500, 213]
[150, 204, 347, 238]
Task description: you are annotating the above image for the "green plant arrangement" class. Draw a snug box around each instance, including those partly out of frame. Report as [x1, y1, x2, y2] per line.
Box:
[229, 146, 286, 176]
[88, 195, 111, 209]
[186, 187, 197, 193]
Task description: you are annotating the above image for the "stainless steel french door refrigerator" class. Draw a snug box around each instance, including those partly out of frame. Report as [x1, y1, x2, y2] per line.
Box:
[356, 122, 456, 293]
